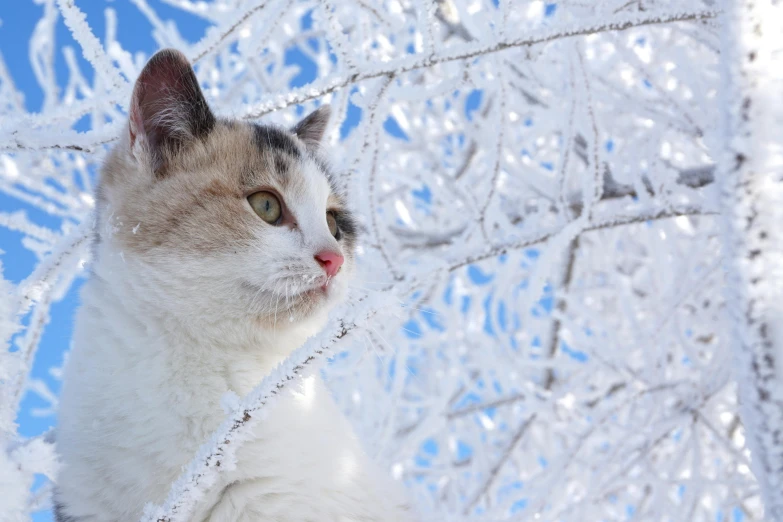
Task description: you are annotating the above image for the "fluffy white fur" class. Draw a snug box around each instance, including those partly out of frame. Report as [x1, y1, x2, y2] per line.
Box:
[55, 49, 415, 522]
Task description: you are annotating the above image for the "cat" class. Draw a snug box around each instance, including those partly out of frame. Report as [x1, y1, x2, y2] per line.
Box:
[54, 49, 415, 522]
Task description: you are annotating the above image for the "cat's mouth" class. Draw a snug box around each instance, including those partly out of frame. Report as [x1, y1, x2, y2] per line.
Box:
[299, 285, 328, 299]
[241, 277, 338, 316]
[295, 278, 340, 301]
[277, 282, 336, 319]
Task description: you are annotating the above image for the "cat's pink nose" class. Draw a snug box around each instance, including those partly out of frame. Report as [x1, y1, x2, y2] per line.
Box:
[315, 250, 344, 277]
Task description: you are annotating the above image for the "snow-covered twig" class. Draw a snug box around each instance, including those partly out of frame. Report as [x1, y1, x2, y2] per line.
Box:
[55, 0, 128, 93]
[447, 204, 717, 272]
[720, 0, 783, 518]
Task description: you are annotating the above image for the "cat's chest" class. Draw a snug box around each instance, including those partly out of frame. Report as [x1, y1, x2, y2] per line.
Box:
[156, 349, 327, 448]
[159, 369, 350, 487]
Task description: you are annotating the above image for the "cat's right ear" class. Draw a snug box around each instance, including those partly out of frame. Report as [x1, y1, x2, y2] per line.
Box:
[292, 105, 331, 148]
[128, 49, 215, 175]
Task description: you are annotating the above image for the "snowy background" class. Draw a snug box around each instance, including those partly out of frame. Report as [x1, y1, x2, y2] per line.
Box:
[1, 1, 777, 521]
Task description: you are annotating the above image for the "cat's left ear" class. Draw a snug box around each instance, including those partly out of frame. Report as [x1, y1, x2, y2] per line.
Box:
[128, 49, 215, 174]
[292, 105, 331, 147]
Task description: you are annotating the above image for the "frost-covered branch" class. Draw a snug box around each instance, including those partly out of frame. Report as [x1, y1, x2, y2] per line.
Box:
[56, 0, 128, 93]
[720, 0, 783, 519]
[447, 204, 717, 272]
[0, 6, 718, 153]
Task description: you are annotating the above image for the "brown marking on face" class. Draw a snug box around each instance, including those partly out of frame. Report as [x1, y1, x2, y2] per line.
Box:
[201, 179, 239, 200]
[100, 122, 259, 256]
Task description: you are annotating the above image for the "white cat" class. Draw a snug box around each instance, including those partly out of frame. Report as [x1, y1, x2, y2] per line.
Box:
[54, 49, 415, 522]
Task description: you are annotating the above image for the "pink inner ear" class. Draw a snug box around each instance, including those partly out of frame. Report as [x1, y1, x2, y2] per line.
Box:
[129, 92, 144, 149]
[131, 52, 189, 150]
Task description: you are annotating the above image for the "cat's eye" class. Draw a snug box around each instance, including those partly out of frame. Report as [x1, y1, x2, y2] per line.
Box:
[326, 211, 340, 239]
[248, 191, 282, 224]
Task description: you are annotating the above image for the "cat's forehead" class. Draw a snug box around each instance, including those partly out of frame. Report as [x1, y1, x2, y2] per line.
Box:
[191, 120, 340, 205]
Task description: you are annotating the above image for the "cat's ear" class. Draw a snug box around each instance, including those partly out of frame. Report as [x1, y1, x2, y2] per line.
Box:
[128, 48, 215, 174]
[292, 105, 331, 147]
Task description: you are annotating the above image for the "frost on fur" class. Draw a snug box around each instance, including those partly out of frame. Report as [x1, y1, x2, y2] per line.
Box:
[0, 0, 780, 521]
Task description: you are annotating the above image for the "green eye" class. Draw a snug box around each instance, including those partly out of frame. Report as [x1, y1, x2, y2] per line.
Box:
[248, 191, 282, 224]
[326, 211, 339, 239]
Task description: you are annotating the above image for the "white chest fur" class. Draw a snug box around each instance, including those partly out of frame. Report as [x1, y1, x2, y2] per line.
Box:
[55, 265, 414, 522]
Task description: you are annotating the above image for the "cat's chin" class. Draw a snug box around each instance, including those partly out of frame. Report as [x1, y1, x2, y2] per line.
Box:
[288, 282, 343, 313]
[246, 279, 345, 328]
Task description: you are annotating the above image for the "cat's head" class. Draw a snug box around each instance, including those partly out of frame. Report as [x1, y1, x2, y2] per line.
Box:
[96, 49, 356, 329]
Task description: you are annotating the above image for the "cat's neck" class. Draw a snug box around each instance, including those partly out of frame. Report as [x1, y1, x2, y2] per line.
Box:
[84, 243, 328, 397]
